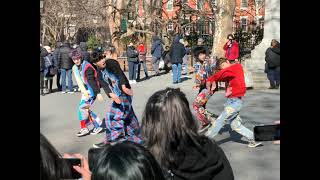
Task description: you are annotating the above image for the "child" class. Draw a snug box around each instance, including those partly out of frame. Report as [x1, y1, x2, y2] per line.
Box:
[205, 58, 262, 148]
[192, 46, 217, 132]
[71, 50, 103, 137]
[91, 48, 142, 148]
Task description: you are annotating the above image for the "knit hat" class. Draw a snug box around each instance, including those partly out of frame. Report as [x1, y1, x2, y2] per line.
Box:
[193, 46, 206, 58]
[71, 50, 82, 60]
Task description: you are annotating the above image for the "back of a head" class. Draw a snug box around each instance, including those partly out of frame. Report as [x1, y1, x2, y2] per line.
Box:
[40, 133, 71, 180]
[91, 141, 165, 180]
[141, 88, 203, 167]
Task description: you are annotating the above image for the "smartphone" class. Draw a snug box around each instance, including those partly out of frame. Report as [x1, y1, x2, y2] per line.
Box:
[254, 124, 280, 141]
[61, 158, 82, 179]
[88, 147, 108, 171]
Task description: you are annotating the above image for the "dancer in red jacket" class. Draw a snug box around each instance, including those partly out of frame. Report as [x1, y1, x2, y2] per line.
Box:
[205, 58, 261, 148]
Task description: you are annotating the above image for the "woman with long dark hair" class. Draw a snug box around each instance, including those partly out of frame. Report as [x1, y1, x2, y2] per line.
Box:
[141, 88, 234, 180]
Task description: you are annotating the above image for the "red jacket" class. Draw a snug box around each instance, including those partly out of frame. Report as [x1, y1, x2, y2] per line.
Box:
[223, 41, 239, 60]
[207, 63, 246, 98]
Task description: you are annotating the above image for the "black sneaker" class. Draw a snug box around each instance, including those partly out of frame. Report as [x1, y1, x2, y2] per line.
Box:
[93, 141, 111, 148]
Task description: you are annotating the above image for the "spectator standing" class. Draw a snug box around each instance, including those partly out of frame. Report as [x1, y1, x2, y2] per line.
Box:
[137, 42, 149, 80]
[79, 42, 90, 61]
[181, 40, 191, 77]
[59, 41, 74, 93]
[40, 45, 48, 96]
[53, 42, 62, 91]
[151, 35, 164, 76]
[169, 35, 186, 84]
[265, 39, 280, 89]
[127, 42, 139, 84]
[43, 46, 55, 94]
[223, 34, 239, 64]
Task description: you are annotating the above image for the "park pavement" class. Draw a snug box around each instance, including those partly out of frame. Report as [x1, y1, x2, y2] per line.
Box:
[40, 71, 280, 180]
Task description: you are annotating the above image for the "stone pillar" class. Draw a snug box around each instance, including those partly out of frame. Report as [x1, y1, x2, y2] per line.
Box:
[246, 0, 280, 72]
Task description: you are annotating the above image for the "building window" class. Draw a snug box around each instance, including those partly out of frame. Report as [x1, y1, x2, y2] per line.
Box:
[197, 0, 204, 10]
[167, 0, 173, 10]
[167, 23, 174, 31]
[241, 0, 248, 9]
[240, 17, 248, 32]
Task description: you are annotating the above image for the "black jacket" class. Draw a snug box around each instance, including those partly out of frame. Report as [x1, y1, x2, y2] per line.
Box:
[79, 42, 90, 61]
[126, 46, 139, 62]
[265, 46, 280, 68]
[169, 36, 186, 64]
[59, 43, 74, 69]
[165, 139, 234, 180]
[40, 47, 48, 71]
[97, 59, 131, 97]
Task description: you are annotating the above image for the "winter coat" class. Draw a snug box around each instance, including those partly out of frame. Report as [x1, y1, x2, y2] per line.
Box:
[40, 47, 48, 71]
[79, 42, 90, 61]
[265, 46, 280, 69]
[126, 46, 139, 63]
[138, 44, 146, 61]
[223, 41, 239, 60]
[151, 35, 164, 58]
[44, 53, 55, 77]
[169, 36, 186, 64]
[163, 139, 234, 180]
[59, 42, 74, 69]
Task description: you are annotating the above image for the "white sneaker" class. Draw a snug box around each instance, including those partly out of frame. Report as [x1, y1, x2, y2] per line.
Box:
[76, 128, 90, 137]
[133, 80, 137, 84]
[129, 80, 134, 84]
[90, 127, 103, 135]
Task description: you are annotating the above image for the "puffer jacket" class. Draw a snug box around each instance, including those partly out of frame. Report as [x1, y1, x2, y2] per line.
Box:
[169, 36, 186, 64]
[40, 47, 48, 71]
[59, 42, 73, 69]
[265, 45, 280, 68]
[127, 46, 139, 62]
[151, 35, 164, 58]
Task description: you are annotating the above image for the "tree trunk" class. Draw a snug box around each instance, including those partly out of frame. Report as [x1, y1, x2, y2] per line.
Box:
[212, 0, 235, 58]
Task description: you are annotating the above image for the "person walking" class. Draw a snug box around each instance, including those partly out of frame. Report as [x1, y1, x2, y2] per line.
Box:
[137, 42, 149, 80]
[169, 35, 186, 84]
[265, 39, 280, 89]
[151, 35, 164, 76]
[126, 42, 139, 84]
[59, 41, 74, 93]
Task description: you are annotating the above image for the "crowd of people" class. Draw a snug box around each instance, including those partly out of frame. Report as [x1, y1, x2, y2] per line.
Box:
[40, 33, 280, 179]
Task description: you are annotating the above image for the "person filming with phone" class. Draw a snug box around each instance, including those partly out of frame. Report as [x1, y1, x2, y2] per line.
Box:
[223, 34, 239, 64]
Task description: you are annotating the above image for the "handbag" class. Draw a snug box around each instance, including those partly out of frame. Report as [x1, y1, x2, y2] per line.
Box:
[45, 56, 57, 75]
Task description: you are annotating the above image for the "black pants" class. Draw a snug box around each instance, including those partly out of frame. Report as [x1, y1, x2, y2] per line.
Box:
[56, 71, 61, 90]
[40, 71, 44, 90]
[267, 66, 280, 87]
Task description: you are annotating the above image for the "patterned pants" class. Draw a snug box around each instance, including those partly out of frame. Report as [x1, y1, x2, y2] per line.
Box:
[193, 88, 214, 126]
[105, 95, 142, 144]
[78, 94, 102, 128]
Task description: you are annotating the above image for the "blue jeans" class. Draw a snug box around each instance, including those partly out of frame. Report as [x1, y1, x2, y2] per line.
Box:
[172, 63, 182, 83]
[60, 68, 73, 92]
[182, 55, 188, 75]
[205, 98, 254, 141]
[137, 61, 148, 79]
[128, 61, 137, 80]
[152, 56, 160, 74]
